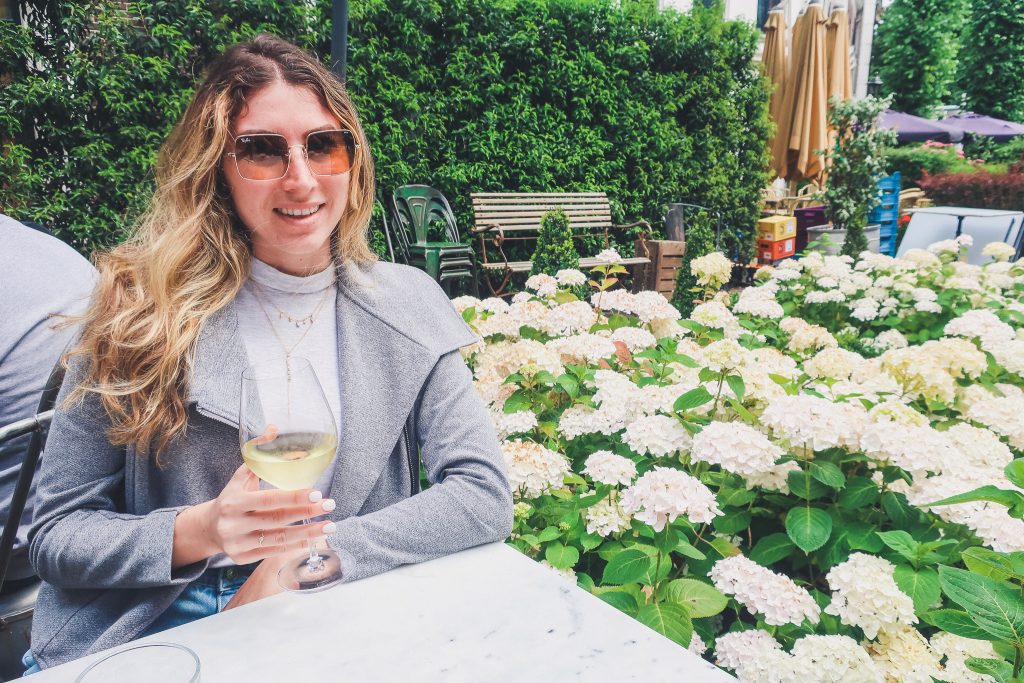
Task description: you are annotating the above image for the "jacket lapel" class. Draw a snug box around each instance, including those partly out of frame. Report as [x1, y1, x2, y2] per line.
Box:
[327, 287, 435, 518]
[188, 305, 249, 428]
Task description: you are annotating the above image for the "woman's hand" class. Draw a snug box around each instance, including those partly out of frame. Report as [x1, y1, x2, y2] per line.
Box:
[172, 464, 336, 568]
[222, 554, 291, 610]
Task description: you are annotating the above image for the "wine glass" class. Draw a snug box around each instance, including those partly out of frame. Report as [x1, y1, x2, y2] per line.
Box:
[239, 356, 342, 592]
[74, 643, 200, 682]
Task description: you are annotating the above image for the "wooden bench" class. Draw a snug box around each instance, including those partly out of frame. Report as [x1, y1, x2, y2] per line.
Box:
[468, 192, 652, 296]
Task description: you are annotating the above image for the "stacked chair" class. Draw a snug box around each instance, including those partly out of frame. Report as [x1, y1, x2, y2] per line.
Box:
[387, 185, 478, 296]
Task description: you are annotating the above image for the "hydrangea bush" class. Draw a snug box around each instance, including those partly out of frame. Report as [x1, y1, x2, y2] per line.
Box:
[452, 244, 1024, 683]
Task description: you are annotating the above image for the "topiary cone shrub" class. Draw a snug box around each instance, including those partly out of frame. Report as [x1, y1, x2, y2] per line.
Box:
[531, 208, 580, 277]
[670, 210, 717, 317]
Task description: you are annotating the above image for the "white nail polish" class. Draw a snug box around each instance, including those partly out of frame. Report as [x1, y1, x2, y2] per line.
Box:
[308, 491, 323, 503]
[323, 522, 337, 534]
[322, 499, 337, 512]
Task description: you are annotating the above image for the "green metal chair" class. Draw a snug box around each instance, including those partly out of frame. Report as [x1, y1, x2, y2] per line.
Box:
[390, 185, 479, 296]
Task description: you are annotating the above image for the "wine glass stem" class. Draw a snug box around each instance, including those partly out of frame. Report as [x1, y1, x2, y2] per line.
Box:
[305, 519, 325, 572]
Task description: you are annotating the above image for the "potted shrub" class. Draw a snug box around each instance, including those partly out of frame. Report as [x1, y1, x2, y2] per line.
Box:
[808, 96, 898, 257]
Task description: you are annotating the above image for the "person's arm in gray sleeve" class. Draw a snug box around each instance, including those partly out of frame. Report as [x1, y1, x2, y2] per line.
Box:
[328, 350, 514, 582]
[28, 358, 205, 589]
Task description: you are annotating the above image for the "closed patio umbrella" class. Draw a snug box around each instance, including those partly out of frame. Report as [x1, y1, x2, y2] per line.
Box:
[763, 8, 788, 169]
[772, 0, 829, 181]
[826, 1, 852, 102]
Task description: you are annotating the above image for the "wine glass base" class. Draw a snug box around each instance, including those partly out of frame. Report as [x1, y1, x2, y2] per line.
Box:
[278, 550, 343, 593]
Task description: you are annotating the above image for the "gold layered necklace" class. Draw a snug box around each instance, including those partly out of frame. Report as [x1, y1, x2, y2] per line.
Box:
[250, 278, 336, 377]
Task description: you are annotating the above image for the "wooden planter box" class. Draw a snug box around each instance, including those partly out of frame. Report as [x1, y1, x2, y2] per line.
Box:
[634, 239, 686, 299]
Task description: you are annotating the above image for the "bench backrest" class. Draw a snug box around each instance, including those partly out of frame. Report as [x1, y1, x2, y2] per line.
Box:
[470, 192, 613, 234]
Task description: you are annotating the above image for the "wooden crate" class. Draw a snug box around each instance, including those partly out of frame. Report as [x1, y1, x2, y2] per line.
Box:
[634, 239, 686, 299]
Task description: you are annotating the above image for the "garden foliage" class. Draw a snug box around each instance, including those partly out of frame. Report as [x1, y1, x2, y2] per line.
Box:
[531, 208, 579, 277]
[670, 210, 718, 318]
[454, 238, 1024, 680]
[883, 141, 994, 188]
[872, 0, 967, 117]
[957, 0, 1024, 124]
[0, 0, 326, 252]
[919, 167, 1024, 212]
[1, 0, 772, 262]
[817, 97, 896, 258]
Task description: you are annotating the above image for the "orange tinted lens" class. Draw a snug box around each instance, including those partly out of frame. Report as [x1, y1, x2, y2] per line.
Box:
[305, 130, 353, 175]
[234, 134, 289, 180]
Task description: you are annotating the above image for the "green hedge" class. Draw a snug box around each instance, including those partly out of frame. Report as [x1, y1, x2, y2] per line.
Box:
[1, 0, 771, 262]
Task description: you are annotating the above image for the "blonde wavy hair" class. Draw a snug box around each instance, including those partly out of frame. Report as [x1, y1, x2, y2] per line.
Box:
[68, 34, 376, 457]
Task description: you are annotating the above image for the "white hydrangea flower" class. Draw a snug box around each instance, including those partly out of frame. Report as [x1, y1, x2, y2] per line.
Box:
[590, 288, 636, 314]
[824, 553, 917, 639]
[710, 555, 820, 626]
[582, 450, 637, 486]
[803, 347, 866, 380]
[501, 439, 571, 499]
[699, 339, 751, 372]
[860, 422, 957, 477]
[473, 339, 564, 384]
[715, 629, 786, 674]
[734, 289, 785, 319]
[490, 409, 538, 439]
[929, 633, 999, 683]
[525, 273, 559, 297]
[620, 466, 722, 529]
[902, 249, 941, 268]
[864, 329, 908, 352]
[982, 241, 1016, 262]
[928, 239, 961, 256]
[691, 300, 743, 337]
[609, 326, 658, 351]
[540, 301, 598, 337]
[547, 334, 618, 365]
[744, 460, 802, 493]
[788, 635, 885, 683]
[478, 297, 511, 314]
[780, 317, 839, 355]
[805, 289, 846, 304]
[691, 421, 784, 478]
[473, 312, 523, 339]
[944, 423, 1014, 470]
[691, 252, 734, 289]
[632, 290, 681, 324]
[584, 496, 633, 537]
[762, 395, 866, 452]
[648, 315, 686, 339]
[622, 415, 692, 458]
[511, 291, 532, 304]
[868, 400, 929, 427]
[593, 248, 623, 264]
[450, 295, 482, 313]
[558, 404, 601, 440]
[967, 394, 1024, 450]
[850, 297, 881, 322]
[473, 380, 515, 408]
[555, 268, 587, 286]
[865, 626, 944, 683]
[688, 633, 708, 657]
[944, 309, 1015, 347]
[507, 299, 550, 327]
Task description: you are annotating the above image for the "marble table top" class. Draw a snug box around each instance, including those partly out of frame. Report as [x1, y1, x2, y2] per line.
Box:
[32, 542, 734, 682]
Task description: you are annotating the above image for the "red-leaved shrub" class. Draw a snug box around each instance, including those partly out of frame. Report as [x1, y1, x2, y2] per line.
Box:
[918, 165, 1024, 211]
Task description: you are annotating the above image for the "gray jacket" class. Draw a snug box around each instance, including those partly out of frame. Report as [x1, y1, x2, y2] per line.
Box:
[28, 262, 513, 669]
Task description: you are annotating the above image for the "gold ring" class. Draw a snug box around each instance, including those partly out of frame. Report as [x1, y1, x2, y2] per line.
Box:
[258, 529, 265, 548]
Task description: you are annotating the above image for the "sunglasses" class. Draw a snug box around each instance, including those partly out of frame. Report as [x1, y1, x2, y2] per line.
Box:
[226, 129, 358, 181]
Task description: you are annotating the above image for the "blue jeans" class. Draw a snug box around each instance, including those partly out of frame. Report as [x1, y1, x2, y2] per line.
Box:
[22, 563, 255, 676]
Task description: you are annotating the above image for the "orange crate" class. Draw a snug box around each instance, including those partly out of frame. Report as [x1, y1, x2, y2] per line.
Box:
[758, 215, 796, 242]
[757, 237, 795, 264]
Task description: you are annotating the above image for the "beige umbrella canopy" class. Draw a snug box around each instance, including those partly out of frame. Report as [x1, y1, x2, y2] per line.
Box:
[826, 3, 853, 102]
[762, 9, 788, 162]
[771, 1, 829, 182]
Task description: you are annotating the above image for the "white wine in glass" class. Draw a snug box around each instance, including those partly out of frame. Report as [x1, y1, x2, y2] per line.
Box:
[239, 357, 343, 592]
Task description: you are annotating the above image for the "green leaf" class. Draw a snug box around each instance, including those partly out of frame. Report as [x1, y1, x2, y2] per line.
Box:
[924, 609, 999, 641]
[636, 602, 694, 648]
[576, 572, 595, 592]
[964, 657, 1014, 683]
[713, 509, 751, 535]
[787, 470, 830, 500]
[962, 547, 1021, 582]
[660, 578, 728, 618]
[503, 389, 533, 413]
[602, 549, 652, 585]
[726, 375, 746, 402]
[556, 374, 580, 398]
[809, 461, 845, 490]
[536, 526, 561, 543]
[580, 532, 603, 552]
[749, 533, 796, 566]
[595, 588, 639, 616]
[938, 566, 1024, 644]
[893, 565, 940, 615]
[925, 485, 1024, 511]
[881, 491, 920, 529]
[674, 387, 714, 412]
[1004, 459, 1024, 489]
[544, 543, 580, 570]
[876, 530, 919, 564]
[673, 537, 707, 561]
[785, 507, 833, 553]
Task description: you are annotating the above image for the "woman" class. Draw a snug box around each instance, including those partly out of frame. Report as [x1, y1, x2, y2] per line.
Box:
[25, 34, 512, 671]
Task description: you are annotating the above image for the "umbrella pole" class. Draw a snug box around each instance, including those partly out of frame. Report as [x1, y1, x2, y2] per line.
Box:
[331, 0, 349, 82]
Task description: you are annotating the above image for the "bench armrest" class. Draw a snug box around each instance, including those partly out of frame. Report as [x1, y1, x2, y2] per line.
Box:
[613, 220, 654, 259]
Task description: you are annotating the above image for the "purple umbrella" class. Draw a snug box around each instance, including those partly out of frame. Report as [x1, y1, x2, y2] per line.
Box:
[877, 110, 964, 144]
[942, 112, 1024, 143]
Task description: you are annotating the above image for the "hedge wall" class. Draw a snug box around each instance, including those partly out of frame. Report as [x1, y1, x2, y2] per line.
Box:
[1, 0, 771, 262]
